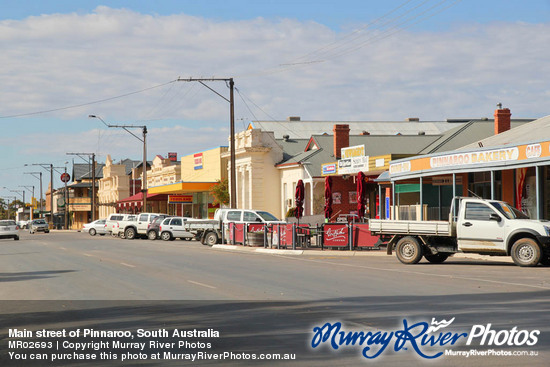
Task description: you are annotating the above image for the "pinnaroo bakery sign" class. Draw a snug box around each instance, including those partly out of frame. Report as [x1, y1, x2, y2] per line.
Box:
[389, 141, 550, 177]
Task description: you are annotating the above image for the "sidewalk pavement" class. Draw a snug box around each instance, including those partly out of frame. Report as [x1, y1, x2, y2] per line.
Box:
[211, 244, 514, 263]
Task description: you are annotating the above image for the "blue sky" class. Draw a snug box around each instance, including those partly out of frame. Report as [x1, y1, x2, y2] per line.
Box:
[1, 0, 549, 199]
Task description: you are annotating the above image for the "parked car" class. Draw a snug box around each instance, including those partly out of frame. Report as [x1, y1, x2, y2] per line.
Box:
[83, 219, 107, 236]
[159, 217, 195, 241]
[0, 220, 19, 240]
[119, 213, 162, 240]
[29, 219, 49, 234]
[105, 213, 133, 235]
[17, 220, 30, 229]
[146, 214, 174, 240]
[111, 215, 137, 238]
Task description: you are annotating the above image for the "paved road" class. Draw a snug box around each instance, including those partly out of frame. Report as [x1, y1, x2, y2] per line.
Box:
[0, 231, 549, 366]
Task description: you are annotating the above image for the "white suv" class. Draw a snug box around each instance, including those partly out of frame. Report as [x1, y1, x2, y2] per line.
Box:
[159, 217, 195, 241]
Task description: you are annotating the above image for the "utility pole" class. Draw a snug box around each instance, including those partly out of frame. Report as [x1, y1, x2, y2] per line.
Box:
[89, 115, 148, 211]
[176, 77, 237, 208]
[19, 185, 34, 221]
[24, 172, 43, 218]
[66, 152, 96, 221]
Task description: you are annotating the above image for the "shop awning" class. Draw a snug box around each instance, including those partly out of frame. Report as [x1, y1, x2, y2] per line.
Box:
[148, 181, 217, 195]
[116, 192, 168, 211]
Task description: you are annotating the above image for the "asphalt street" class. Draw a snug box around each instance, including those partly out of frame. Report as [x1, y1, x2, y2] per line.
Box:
[0, 231, 549, 366]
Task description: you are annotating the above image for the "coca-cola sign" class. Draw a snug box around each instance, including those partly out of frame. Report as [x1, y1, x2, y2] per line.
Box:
[324, 224, 348, 247]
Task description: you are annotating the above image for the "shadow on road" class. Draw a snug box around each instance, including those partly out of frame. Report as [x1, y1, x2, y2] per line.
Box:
[0, 270, 77, 283]
[0, 290, 549, 366]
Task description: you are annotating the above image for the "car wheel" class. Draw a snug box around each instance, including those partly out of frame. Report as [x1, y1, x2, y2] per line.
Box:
[14, 236, 19, 241]
[511, 238, 541, 267]
[161, 231, 172, 241]
[45, 230, 49, 233]
[125, 227, 136, 240]
[89, 228, 97, 236]
[204, 232, 218, 246]
[395, 236, 423, 264]
[148, 231, 158, 240]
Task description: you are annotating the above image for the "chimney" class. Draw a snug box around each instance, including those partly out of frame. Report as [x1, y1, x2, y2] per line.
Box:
[494, 104, 511, 134]
[333, 124, 350, 159]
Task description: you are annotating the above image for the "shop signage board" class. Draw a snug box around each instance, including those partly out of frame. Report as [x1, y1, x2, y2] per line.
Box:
[322, 163, 337, 175]
[341, 145, 365, 159]
[389, 141, 550, 178]
[194, 153, 203, 170]
[338, 156, 369, 175]
[168, 195, 193, 204]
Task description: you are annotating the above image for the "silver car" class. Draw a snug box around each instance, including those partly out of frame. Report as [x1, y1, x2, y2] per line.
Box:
[83, 219, 107, 236]
[30, 219, 50, 234]
[0, 220, 19, 240]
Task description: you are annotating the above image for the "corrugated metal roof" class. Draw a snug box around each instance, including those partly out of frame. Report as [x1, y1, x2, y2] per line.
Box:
[250, 120, 463, 139]
[459, 115, 549, 150]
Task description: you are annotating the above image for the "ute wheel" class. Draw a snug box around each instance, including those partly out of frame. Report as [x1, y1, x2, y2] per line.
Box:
[148, 231, 158, 240]
[204, 232, 218, 246]
[125, 227, 136, 240]
[89, 228, 97, 236]
[511, 238, 542, 267]
[424, 253, 449, 264]
[161, 231, 172, 241]
[395, 236, 424, 264]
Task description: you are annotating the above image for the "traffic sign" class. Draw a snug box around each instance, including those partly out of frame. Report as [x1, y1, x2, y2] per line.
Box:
[60, 172, 70, 183]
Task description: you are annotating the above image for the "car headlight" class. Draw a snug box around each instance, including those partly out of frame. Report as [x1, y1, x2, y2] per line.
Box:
[544, 226, 550, 236]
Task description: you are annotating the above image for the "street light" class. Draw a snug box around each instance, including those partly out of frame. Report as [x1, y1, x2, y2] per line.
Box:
[89, 115, 148, 211]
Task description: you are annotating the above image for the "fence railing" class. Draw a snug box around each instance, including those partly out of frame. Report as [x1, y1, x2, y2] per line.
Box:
[224, 222, 382, 250]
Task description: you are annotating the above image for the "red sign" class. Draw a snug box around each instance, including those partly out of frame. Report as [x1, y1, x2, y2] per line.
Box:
[168, 195, 193, 204]
[323, 223, 349, 247]
[60, 172, 70, 183]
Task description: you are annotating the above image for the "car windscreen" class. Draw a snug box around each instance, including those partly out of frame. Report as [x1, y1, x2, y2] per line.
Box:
[490, 202, 530, 219]
[257, 211, 279, 221]
[0, 220, 15, 226]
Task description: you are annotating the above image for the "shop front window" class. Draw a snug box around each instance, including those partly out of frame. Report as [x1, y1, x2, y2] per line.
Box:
[468, 171, 501, 200]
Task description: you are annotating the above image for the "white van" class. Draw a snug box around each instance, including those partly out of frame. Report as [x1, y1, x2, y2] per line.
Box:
[105, 213, 135, 235]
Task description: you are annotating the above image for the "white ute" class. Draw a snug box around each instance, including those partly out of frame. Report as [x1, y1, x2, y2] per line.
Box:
[369, 197, 550, 267]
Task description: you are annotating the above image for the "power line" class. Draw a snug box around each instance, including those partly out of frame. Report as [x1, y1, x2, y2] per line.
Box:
[0, 80, 177, 119]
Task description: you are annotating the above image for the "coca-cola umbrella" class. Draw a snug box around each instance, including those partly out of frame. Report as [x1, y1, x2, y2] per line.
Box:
[357, 171, 366, 222]
[324, 176, 333, 222]
[295, 179, 305, 224]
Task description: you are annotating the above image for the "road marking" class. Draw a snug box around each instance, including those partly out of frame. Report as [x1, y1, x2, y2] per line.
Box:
[83, 253, 94, 257]
[120, 262, 136, 268]
[59, 247, 67, 250]
[188, 280, 217, 289]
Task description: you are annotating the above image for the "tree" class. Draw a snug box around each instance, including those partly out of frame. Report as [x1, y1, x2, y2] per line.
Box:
[209, 178, 229, 206]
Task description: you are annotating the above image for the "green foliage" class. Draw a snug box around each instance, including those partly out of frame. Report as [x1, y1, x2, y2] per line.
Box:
[209, 178, 229, 206]
[285, 207, 296, 218]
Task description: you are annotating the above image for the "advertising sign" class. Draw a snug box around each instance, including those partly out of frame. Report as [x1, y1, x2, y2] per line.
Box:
[323, 223, 348, 247]
[168, 195, 193, 204]
[337, 156, 369, 175]
[194, 153, 203, 170]
[322, 163, 337, 175]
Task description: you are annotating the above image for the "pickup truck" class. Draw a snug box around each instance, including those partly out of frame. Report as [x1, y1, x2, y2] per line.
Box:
[183, 208, 284, 245]
[369, 197, 550, 267]
[117, 213, 162, 240]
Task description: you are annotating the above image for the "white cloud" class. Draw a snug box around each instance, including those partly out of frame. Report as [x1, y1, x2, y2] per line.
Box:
[0, 7, 549, 136]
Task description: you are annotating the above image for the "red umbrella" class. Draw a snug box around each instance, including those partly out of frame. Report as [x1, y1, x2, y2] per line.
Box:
[295, 180, 305, 220]
[324, 176, 333, 221]
[357, 171, 366, 221]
